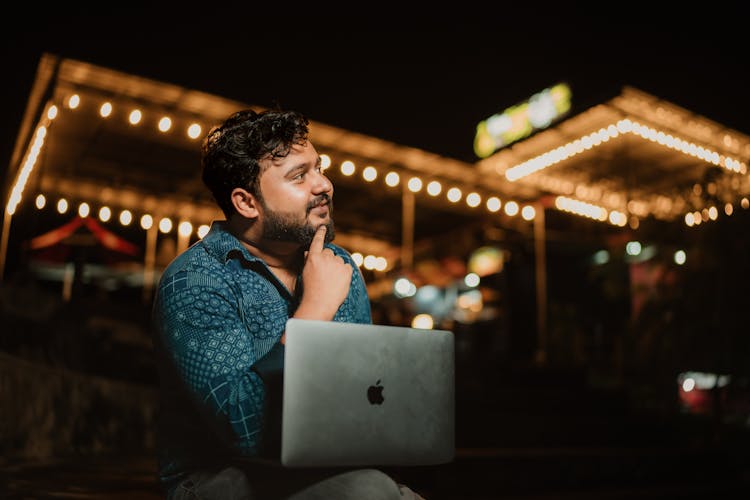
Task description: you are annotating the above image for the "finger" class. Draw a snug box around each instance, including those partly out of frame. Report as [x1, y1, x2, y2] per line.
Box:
[309, 225, 327, 254]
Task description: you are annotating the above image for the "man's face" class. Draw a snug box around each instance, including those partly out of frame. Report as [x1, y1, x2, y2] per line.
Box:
[256, 140, 335, 247]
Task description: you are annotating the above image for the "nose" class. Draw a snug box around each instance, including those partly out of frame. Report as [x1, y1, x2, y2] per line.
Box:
[312, 169, 333, 195]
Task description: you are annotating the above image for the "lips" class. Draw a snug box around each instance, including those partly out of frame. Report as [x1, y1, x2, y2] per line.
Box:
[309, 202, 329, 217]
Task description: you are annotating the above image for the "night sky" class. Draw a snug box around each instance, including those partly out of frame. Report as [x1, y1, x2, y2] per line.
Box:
[2, 4, 748, 188]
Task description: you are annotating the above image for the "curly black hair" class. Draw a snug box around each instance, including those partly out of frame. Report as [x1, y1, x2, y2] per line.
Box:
[201, 109, 310, 218]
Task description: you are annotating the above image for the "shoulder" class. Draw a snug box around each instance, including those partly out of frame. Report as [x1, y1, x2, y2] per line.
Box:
[156, 241, 231, 300]
[160, 241, 211, 281]
[325, 243, 364, 274]
[325, 243, 354, 261]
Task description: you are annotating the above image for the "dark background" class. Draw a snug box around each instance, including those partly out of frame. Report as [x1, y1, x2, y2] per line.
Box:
[2, 4, 750, 498]
[2, 4, 749, 177]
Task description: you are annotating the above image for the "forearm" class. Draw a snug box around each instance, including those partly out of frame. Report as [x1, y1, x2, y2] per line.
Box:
[200, 368, 267, 454]
[291, 299, 338, 322]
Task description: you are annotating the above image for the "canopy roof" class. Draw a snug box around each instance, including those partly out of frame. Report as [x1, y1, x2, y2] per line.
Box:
[6, 53, 750, 275]
[477, 86, 750, 225]
[8, 53, 532, 267]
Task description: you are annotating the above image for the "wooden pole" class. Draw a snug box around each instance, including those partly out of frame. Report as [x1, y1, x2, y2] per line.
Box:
[0, 210, 11, 282]
[142, 223, 158, 304]
[401, 188, 415, 272]
[534, 204, 548, 365]
[177, 225, 190, 255]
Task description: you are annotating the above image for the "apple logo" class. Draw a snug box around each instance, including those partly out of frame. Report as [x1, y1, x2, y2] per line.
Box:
[367, 379, 385, 405]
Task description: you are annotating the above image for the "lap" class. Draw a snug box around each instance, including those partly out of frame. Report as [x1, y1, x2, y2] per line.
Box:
[287, 468, 423, 500]
[169, 466, 251, 500]
[169, 463, 424, 500]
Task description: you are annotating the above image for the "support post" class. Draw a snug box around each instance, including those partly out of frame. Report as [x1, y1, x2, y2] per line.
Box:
[534, 204, 548, 365]
[0, 210, 11, 282]
[177, 226, 190, 255]
[142, 223, 158, 304]
[401, 188, 415, 272]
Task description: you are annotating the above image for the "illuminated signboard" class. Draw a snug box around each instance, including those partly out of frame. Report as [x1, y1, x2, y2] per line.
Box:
[474, 82, 572, 158]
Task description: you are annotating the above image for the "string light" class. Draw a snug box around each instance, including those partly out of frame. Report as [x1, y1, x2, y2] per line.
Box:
[140, 214, 153, 230]
[486, 197, 501, 212]
[362, 166, 377, 182]
[521, 205, 536, 221]
[320, 154, 331, 170]
[8, 97, 564, 229]
[407, 177, 423, 193]
[426, 181, 442, 196]
[385, 172, 400, 187]
[504, 201, 519, 216]
[15, 95, 748, 242]
[57, 198, 68, 214]
[187, 123, 202, 139]
[504, 119, 746, 181]
[100, 102, 113, 117]
[466, 193, 481, 208]
[158, 117, 172, 132]
[446, 187, 461, 202]
[128, 109, 142, 125]
[178, 221, 193, 237]
[159, 217, 173, 233]
[67, 95, 80, 109]
[120, 210, 133, 226]
[340, 160, 355, 176]
[98, 206, 111, 222]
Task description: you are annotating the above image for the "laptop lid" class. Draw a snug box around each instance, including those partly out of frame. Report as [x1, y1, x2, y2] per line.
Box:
[281, 318, 455, 468]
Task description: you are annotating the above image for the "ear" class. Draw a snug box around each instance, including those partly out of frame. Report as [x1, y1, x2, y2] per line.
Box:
[230, 187, 261, 219]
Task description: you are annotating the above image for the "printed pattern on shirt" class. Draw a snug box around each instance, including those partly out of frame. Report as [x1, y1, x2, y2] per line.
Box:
[153, 221, 372, 466]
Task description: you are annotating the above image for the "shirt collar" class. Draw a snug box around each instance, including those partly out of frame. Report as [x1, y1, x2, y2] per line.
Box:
[201, 220, 263, 264]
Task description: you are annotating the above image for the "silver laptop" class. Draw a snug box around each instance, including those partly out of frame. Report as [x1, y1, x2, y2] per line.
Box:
[281, 318, 455, 468]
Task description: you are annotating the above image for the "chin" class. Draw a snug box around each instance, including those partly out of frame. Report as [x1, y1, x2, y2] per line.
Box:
[319, 221, 335, 243]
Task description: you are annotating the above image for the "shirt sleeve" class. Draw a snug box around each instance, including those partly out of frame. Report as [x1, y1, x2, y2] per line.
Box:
[331, 245, 373, 325]
[153, 268, 270, 455]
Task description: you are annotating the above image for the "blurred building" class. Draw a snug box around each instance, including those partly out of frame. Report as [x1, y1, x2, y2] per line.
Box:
[3, 53, 750, 459]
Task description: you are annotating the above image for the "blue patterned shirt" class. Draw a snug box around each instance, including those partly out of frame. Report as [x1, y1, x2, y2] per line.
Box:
[151, 221, 371, 492]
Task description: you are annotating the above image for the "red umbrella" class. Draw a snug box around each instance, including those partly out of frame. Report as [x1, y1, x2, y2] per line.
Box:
[28, 216, 139, 263]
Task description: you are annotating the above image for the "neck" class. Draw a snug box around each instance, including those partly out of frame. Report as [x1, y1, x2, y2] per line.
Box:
[226, 217, 303, 271]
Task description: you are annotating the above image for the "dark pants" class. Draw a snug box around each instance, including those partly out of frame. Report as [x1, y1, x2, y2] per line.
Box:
[168, 462, 423, 500]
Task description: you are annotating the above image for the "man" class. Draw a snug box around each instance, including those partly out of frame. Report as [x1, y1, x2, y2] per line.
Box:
[152, 109, 424, 499]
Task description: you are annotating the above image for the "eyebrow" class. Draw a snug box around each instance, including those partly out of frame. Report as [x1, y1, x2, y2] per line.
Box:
[284, 156, 321, 177]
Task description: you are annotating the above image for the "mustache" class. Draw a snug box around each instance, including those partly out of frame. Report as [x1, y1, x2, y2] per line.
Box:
[306, 194, 332, 212]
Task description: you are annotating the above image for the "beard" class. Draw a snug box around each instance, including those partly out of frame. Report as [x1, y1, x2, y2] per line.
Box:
[260, 195, 335, 247]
